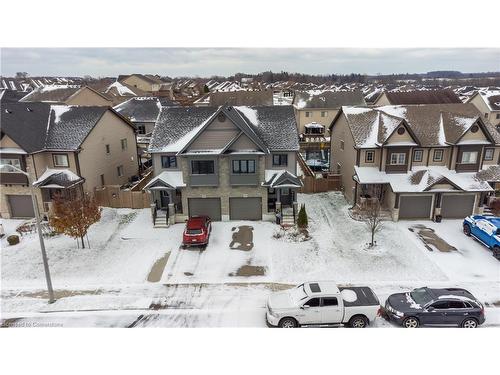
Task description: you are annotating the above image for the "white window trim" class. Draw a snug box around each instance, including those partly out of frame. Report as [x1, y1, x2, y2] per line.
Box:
[484, 148, 494, 161]
[0, 158, 21, 170]
[413, 149, 423, 162]
[461, 151, 478, 164]
[433, 149, 444, 162]
[53, 154, 69, 167]
[390, 152, 406, 165]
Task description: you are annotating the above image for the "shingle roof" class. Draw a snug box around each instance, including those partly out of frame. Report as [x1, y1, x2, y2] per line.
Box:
[384, 89, 462, 105]
[149, 105, 299, 153]
[341, 103, 500, 148]
[1, 102, 111, 152]
[209, 90, 273, 106]
[0, 89, 27, 103]
[294, 90, 366, 109]
[19, 85, 82, 103]
[113, 97, 163, 123]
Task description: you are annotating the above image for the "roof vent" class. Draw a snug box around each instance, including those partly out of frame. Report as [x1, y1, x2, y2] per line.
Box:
[4, 109, 11, 114]
[26, 107, 33, 112]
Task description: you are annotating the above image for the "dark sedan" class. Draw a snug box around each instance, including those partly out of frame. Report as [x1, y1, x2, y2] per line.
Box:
[384, 287, 485, 328]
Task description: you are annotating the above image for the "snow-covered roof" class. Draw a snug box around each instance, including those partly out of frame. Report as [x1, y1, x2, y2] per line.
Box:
[113, 97, 162, 123]
[304, 122, 324, 129]
[474, 89, 500, 111]
[33, 168, 83, 188]
[143, 171, 185, 190]
[0, 147, 27, 155]
[293, 90, 366, 109]
[354, 166, 492, 193]
[263, 169, 302, 188]
[340, 103, 500, 148]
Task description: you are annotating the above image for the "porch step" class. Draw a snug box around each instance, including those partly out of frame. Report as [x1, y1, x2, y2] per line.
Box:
[281, 215, 295, 226]
[154, 216, 169, 228]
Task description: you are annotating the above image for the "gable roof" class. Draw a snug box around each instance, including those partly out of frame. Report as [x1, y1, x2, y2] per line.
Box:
[0, 89, 27, 103]
[383, 89, 462, 105]
[208, 90, 273, 106]
[340, 103, 500, 149]
[470, 89, 500, 111]
[119, 74, 165, 85]
[1, 102, 122, 153]
[113, 97, 163, 123]
[293, 90, 366, 109]
[149, 105, 299, 154]
[20, 85, 81, 103]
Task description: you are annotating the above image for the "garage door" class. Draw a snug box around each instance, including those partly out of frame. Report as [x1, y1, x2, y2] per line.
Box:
[229, 197, 262, 220]
[8, 195, 35, 218]
[441, 194, 475, 218]
[188, 198, 221, 221]
[399, 195, 433, 219]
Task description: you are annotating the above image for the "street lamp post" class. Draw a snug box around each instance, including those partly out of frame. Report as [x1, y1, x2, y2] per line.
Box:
[1, 164, 55, 303]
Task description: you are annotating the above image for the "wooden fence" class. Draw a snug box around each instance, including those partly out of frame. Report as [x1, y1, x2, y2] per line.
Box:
[300, 174, 342, 194]
[93, 185, 151, 209]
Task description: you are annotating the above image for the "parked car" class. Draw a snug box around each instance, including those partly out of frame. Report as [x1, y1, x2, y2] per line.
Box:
[306, 159, 329, 172]
[266, 281, 381, 328]
[383, 287, 485, 328]
[182, 216, 211, 247]
[463, 215, 500, 260]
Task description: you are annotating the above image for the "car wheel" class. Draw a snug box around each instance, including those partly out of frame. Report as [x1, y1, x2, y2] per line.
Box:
[492, 246, 500, 260]
[402, 317, 420, 328]
[349, 315, 368, 328]
[463, 224, 471, 236]
[279, 317, 298, 328]
[461, 318, 478, 328]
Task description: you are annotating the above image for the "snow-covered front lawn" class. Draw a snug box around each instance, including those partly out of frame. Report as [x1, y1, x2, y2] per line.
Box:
[2, 192, 499, 327]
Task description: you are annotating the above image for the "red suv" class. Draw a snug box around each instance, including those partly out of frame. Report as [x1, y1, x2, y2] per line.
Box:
[182, 216, 212, 247]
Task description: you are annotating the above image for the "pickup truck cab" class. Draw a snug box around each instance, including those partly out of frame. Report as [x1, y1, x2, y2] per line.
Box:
[266, 281, 381, 328]
[463, 215, 500, 260]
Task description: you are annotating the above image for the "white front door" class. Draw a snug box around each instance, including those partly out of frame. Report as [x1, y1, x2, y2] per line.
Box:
[320, 297, 343, 324]
[300, 297, 322, 324]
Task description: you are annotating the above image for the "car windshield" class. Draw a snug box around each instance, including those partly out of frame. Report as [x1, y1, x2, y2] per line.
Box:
[410, 288, 433, 305]
[290, 284, 308, 302]
[186, 229, 203, 235]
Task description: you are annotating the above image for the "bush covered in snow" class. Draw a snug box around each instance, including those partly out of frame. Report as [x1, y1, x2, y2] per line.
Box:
[273, 226, 311, 243]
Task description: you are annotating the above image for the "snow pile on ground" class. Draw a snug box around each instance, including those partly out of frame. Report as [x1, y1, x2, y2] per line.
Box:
[272, 226, 310, 242]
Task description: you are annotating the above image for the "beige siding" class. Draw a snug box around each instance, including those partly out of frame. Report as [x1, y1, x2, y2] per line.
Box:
[295, 108, 338, 135]
[79, 110, 138, 191]
[230, 134, 259, 151]
[373, 93, 391, 106]
[329, 113, 357, 202]
[469, 94, 500, 126]
[427, 147, 451, 167]
[385, 126, 416, 144]
[459, 123, 489, 142]
[483, 146, 500, 167]
[264, 152, 297, 174]
[0, 135, 22, 148]
[188, 117, 239, 150]
[152, 153, 181, 176]
[66, 87, 112, 106]
[411, 148, 429, 167]
[359, 149, 380, 167]
[122, 76, 160, 92]
[32, 152, 79, 178]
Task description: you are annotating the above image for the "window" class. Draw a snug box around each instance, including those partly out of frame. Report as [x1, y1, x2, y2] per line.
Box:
[470, 124, 479, 133]
[100, 174, 105, 186]
[137, 125, 146, 135]
[52, 154, 69, 167]
[365, 150, 375, 163]
[448, 301, 466, 309]
[117, 165, 124, 177]
[397, 127, 406, 135]
[321, 111, 328, 117]
[484, 148, 494, 161]
[390, 152, 406, 165]
[305, 111, 312, 118]
[485, 113, 489, 118]
[232, 160, 256, 174]
[121, 139, 127, 150]
[105, 144, 110, 154]
[191, 160, 215, 174]
[0, 158, 21, 170]
[340, 140, 344, 151]
[461, 151, 478, 164]
[161, 155, 177, 168]
[304, 298, 320, 307]
[430, 301, 450, 310]
[322, 297, 338, 307]
[496, 114, 500, 119]
[433, 149, 444, 162]
[413, 149, 423, 162]
[272, 154, 288, 166]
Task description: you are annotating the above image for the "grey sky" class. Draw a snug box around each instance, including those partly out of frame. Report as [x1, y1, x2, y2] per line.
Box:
[1, 48, 499, 78]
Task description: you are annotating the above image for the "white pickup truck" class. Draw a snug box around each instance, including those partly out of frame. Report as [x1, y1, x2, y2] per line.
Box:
[266, 281, 381, 328]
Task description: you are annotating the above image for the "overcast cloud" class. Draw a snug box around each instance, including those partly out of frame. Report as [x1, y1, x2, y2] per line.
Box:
[1, 48, 499, 77]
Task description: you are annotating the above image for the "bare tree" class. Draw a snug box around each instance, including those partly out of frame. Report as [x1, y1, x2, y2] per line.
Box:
[15, 72, 28, 79]
[361, 201, 384, 247]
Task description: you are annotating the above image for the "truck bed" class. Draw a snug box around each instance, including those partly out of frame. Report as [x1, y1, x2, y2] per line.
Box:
[338, 286, 380, 307]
